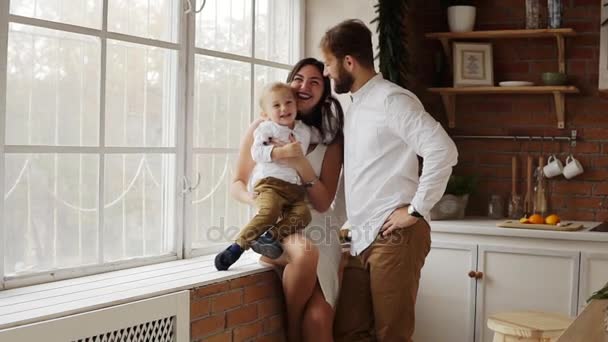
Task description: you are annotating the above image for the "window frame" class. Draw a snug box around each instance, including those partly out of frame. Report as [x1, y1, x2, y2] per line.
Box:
[183, 0, 304, 258]
[0, 0, 304, 290]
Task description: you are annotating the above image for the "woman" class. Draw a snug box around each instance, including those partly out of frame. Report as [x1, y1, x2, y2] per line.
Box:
[230, 57, 345, 342]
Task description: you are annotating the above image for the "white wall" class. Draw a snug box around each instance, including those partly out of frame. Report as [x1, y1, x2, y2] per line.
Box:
[305, 0, 379, 61]
[304, 0, 379, 108]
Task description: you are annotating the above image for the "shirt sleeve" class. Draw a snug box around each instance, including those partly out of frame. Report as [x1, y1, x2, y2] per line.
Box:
[385, 92, 459, 217]
[251, 121, 275, 163]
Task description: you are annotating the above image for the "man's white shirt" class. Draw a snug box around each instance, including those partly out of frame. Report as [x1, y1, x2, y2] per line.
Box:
[344, 74, 458, 255]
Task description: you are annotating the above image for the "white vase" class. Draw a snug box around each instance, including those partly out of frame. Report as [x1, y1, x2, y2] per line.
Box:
[447, 5, 476, 32]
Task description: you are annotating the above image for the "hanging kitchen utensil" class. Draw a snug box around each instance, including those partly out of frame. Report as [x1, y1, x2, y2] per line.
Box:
[534, 156, 548, 217]
[508, 156, 522, 218]
[523, 154, 533, 216]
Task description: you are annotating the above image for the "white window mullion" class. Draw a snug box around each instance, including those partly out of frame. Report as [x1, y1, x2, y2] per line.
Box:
[250, 0, 256, 123]
[99, 0, 109, 265]
[0, 0, 10, 290]
[182, 4, 196, 259]
[53, 38, 61, 267]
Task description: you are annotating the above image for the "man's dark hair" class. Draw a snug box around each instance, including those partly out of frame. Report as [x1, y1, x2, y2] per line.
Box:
[320, 19, 374, 69]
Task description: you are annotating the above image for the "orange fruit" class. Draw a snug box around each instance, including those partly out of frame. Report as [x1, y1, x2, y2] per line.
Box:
[529, 214, 545, 224]
[545, 214, 561, 225]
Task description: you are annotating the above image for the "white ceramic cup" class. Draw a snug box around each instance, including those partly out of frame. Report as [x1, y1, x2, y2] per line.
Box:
[562, 155, 584, 179]
[543, 154, 564, 178]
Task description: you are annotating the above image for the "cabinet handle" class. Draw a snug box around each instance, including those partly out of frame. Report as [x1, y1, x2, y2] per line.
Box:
[468, 270, 476, 278]
[475, 271, 484, 279]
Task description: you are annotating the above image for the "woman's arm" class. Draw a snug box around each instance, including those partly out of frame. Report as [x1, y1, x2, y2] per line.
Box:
[230, 118, 264, 205]
[290, 140, 343, 213]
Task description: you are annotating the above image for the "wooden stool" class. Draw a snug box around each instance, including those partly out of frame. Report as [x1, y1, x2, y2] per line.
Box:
[487, 311, 573, 342]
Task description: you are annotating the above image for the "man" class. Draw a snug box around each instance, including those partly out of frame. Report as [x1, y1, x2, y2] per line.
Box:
[321, 19, 458, 341]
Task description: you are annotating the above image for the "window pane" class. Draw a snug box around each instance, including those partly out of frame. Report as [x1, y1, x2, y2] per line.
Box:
[106, 40, 177, 147]
[10, 0, 102, 29]
[194, 55, 250, 149]
[104, 154, 176, 262]
[255, 0, 295, 64]
[4, 154, 99, 276]
[108, 0, 180, 43]
[254, 65, 289, 112]
[191, 154, 249, 249]
[6, 24, 100, 146]
[196, 0, 252, 56]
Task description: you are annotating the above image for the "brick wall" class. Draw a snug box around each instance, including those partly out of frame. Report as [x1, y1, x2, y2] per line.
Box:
[190, 271, 285, 342]
[411, 0, 608, 220]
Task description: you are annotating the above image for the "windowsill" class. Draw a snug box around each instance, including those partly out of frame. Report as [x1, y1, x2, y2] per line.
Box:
[0, 251, 270, 331]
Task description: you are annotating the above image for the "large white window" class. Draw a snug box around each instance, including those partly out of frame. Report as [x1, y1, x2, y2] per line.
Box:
[0, 0, 302, 288]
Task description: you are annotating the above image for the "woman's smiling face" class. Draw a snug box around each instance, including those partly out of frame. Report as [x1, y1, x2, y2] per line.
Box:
[289, 64, 325, 115]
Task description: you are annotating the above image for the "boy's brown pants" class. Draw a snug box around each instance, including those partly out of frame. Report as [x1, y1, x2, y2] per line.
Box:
[334, 218, 431, 342]
[235, 177, 311, 248]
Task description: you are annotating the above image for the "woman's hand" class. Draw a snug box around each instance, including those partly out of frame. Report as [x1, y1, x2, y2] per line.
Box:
[247, 191, 259, 207]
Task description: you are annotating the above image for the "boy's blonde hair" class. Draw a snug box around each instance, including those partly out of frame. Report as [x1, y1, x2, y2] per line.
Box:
[259, 82, 295, 111]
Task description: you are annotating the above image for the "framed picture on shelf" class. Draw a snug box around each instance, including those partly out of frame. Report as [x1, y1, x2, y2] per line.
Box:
[453, 42, 494, 87]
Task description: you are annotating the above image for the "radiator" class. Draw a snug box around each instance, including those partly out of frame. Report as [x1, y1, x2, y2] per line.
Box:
[0, 291, 190, 342]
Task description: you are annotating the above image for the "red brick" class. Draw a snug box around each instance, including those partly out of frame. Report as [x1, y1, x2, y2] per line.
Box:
[202, 331, 232, 342]
[593, 156, 608, 168]
[565, 197, 604, 210]
[258, 298, 284, 319]
[583, 128, 608, 140]
[594, 183, 608, 196]
[211, 290, 243, 313]
[581, 169, 608, 181]
[595, 210, 608, 222]
[191, 299, 210, 320]
[229, 272, 275, 289]
[191, 314, 225, 340]
[233, 321, 264, 342]
[192, 282, 230, 299]
[227, 305, 258, 327]
[263, 315, 285, 334]
[244, 283, 278, 304]
[556, 210, 595, 221]
[478, 154, 514, 166]
[552, 181, 592, 195]
[548, 195, 567, 210]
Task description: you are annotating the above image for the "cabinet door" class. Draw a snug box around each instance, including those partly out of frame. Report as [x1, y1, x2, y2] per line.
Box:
[578, 251, 608, 314]
[414, 242, 477, 342]
[475, 245, 580, 342]
[600, 0, 608, 90]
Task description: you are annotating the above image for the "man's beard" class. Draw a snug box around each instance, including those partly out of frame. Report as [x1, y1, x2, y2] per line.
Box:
[333, 64, 354, 94]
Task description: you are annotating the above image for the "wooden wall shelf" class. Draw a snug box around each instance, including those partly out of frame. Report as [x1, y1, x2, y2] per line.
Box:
[429, 86, 580, 129]
[426, 28, 579, 129]
[425, 28, 576, 73]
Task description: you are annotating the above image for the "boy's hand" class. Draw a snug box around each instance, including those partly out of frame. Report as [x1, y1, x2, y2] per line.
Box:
[280, 141, 303, 158]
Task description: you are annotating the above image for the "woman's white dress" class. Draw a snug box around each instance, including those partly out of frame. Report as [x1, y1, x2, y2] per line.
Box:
[299, 144, 346, 308]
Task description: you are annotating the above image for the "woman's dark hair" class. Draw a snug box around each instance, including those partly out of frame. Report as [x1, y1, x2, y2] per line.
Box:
[286, 58, 344, 144]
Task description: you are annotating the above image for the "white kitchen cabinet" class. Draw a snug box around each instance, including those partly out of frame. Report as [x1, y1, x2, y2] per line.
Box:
[600, 0, 608, 90]
[414, 242, 477, 342]
[475, 245, 580, 342]
[415, 243, 579, 342]
[578, 251, 608, 314]
[413, 220, 608, 342]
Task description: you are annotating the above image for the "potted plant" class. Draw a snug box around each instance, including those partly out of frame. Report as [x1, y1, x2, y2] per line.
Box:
[430, 175, 477, 220]
[441, 0, 476, 33]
